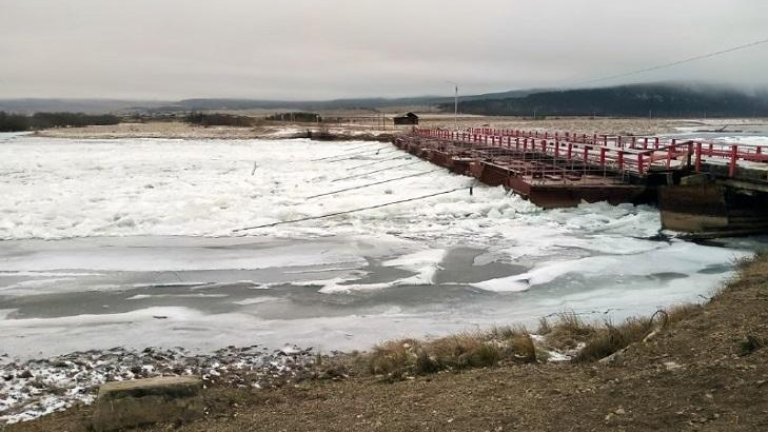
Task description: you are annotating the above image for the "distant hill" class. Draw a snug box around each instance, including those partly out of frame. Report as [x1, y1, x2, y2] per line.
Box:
[0, 96, 452, 114]
[0, 99, 170, 115]
[2, 84, 766, 117]
[173, 89, 541, 112]
[174, 97, 438, 111]
[0, 89, 541, 114]
[446, 84, 768, 118]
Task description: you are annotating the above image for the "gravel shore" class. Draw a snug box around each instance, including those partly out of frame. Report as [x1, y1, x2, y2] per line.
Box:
[1, 345, 317, 424]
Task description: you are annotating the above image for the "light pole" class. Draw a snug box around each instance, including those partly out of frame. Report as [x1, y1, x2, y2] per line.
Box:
[447, 81, 459, 131]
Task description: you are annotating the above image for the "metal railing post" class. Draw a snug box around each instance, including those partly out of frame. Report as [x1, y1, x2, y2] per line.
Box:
[695, 142, 702, 172]
[729, 145, 738, 177]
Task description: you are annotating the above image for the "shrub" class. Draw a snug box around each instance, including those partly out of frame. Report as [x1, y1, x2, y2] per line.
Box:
[0, 111, 31, 131]
[31, 112, 120, 128]
[0, 111, 120, 131]
[266, 112, 322, 123]
[185, 112, 254, 127]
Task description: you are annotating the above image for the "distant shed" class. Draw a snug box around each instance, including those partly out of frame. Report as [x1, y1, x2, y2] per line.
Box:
[393, 112, 419, 126]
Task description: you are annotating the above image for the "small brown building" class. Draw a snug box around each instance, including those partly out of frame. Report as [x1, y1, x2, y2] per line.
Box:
[393, 112, 419, 126]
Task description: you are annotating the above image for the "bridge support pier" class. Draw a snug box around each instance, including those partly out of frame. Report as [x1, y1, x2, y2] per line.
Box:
[660, 180, 768, 237]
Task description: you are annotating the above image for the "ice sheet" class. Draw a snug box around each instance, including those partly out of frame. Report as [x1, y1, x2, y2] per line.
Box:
[0, 136, 664, 250]
[0, 136, 759, 364]
[471, 241, 749, 293]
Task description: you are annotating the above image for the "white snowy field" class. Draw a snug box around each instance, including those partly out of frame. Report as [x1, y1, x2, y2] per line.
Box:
[0, 134, 759, 360]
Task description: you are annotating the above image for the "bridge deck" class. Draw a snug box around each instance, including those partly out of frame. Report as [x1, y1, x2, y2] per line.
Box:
[398, 128, 768, 208]
[416, 128, 768, 184]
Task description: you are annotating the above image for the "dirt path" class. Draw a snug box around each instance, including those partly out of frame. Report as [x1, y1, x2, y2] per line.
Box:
[9, 257, 768, 432]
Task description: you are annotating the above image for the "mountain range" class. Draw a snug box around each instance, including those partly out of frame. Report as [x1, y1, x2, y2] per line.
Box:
[1, 83, 766, 118]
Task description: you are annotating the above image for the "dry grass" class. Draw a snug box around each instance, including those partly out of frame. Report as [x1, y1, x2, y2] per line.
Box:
[365, 328, 538, 379]
[425, 334, 498, 370]
[321, 301, 709, 382]
[540, 313, 598, 351]
[362, 301, 708, 379]
[573, 317, 653, 362]
[665, 303, 704, 325]
[505, 332, 537, 363]
[535, 303, 706, 363]
[367, 339, 420, 376]
[536, 317, 552, 335]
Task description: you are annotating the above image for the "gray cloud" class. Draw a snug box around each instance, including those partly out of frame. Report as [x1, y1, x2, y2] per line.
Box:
[1, 0, 767, 99]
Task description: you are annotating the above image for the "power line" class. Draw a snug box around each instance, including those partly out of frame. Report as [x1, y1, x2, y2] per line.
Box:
[571, 36, 768, 86]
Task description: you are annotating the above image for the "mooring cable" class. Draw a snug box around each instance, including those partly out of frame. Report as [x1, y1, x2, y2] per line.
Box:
[310, 143, 386, 161]
[331, 160, 423, 182]
[312, 148, 385, 163]
[306, 170, 439, 200]
[328, 148, 400, 163]
[347, 154, 410, 170]
[232, 187, 469, 233]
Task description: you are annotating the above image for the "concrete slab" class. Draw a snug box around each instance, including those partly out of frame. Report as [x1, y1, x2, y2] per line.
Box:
[92, 376, 203, 432]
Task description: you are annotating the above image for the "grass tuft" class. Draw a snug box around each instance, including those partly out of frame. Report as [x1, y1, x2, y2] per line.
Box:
[368, 339, 419, 376]
[507, 332, 537, 363]
[573, 318, 651, 363]
[542, 312, 598, 351]
[414, 350, 440, 375]
[361, 301, 708, 378]
[536, 317, 552, 335]
[665, 303, 703, 326]
[366, 330, 533, 378]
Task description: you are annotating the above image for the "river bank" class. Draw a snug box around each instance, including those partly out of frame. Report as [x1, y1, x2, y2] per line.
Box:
[7, 253, 768, 431]
[29, 117, 768, 141]
[29, 121, 397, 141]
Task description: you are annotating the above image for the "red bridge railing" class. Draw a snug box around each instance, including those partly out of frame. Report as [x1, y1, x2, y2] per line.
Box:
[414, 128, 768, 179]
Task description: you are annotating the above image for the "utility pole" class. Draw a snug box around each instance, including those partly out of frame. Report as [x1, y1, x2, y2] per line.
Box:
[447, 81, 459, 131]
[454, 84, 459, 132]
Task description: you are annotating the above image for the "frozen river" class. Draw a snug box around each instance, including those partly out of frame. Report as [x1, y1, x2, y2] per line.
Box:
[0, 133, 760, 359]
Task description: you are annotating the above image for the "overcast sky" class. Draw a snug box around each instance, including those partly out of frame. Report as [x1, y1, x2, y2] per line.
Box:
[1, 0, 767, 100]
